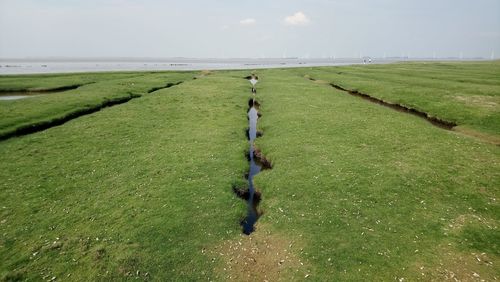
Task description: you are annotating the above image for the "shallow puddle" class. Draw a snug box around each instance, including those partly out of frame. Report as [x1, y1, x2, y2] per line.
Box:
[0, 84, 83, 101]
[0, 95, 34, 100]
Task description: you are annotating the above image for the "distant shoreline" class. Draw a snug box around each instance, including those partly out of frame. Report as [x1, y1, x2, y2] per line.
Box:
[0, 58, 492, 75]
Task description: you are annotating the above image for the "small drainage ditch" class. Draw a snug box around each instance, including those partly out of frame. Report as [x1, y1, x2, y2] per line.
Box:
[0, 93, 141, 141]
[234, 75, 271, 235]
[147, 81, 183, 93]
[0, 79, 187, 141]
[307, 77, 457, 130]
[329, 82, 457, 129]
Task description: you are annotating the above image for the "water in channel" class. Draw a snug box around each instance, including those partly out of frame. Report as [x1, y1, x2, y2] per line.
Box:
[242, 99, 262, 235]
[0, 95, 32, 100]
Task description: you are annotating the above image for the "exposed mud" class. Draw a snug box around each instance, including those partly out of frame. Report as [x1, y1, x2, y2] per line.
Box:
[247, 98, 254, 108]
[233, 186, 262, 203]
[244, 75, 259, 80]
[245, 129, 263, 140]
[0, 93, 141, 141]
[209, 228, 310, 281]
[253, 148, 272, 170]
[147, 81, 183, 93]
[248, 98, 261, 110]
[453, 127, 500, 146]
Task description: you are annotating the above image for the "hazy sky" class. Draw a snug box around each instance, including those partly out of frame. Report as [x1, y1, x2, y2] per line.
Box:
[0, 0, 499, 58]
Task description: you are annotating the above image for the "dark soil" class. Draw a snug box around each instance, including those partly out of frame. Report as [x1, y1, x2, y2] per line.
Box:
[253, 148, 272, 170]
[147, 81, 183, 93]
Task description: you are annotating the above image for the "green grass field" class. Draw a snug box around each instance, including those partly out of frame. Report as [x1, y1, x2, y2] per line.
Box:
[0, 62, 499, 281]
[0, 71, 197, 139]
[291, 61, 500, 142]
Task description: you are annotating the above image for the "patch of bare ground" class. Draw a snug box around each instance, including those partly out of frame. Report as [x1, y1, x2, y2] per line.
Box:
[409, 245, 498, 281]
[453, 126, 500, 146]
[444, 214, 497, 234]
[209, 225, 311, 281]
[453, 95, 499, 110]
[200, 70, 214, 76]
[312, 79, 330, 85]
[407, 214, 499, 281]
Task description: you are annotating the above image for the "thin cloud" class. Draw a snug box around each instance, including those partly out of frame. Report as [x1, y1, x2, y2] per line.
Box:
[239, 18, 256, 25]
[284, 11, 309, 26]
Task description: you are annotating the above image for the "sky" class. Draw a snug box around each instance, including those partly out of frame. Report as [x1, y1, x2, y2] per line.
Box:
[0, 0, 499, 59]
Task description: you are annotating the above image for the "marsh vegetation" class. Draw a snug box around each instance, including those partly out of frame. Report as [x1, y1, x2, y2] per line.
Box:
[0, 62, 498, 281]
